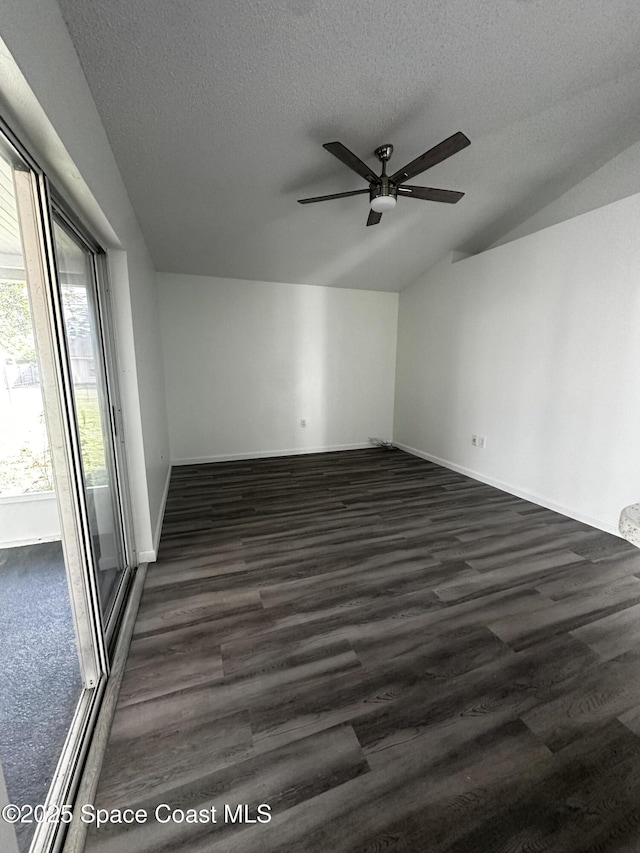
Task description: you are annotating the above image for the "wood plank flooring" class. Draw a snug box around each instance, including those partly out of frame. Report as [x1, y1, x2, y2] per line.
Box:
[85, 448, 640, 852]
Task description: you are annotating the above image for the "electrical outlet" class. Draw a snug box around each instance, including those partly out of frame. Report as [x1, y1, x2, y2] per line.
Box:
[300, 419, 307, 428]
[471, 435, 478, 446]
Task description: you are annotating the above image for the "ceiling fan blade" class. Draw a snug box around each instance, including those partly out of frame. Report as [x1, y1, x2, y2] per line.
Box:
[323, 142, 380, 184]
[389, 132, 471, 185]
[397, 186, 464, 203]
[367, 209, 382, 226]
[298, 189, 370, 205]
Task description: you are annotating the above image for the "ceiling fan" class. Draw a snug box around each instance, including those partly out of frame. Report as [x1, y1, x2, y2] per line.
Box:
[298, 131, 470, 226]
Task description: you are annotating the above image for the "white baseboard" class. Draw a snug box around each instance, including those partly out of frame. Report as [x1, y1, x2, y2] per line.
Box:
[154, 464, 172, 551]
[172, 442, 371, 466]
[394, 442, 619, 537]
[136, 464, 172, 564]
[137, 548, 156, 563]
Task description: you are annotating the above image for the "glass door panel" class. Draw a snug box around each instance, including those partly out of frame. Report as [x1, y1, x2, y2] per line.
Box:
[0, 150, 83, 853]
[52, 221, 126, 624]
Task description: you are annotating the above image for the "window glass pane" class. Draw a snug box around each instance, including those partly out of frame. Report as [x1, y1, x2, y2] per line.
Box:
[0, 151, 83, 853]
[53, 221, 126, 623]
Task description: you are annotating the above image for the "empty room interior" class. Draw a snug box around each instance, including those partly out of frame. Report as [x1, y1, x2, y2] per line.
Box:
[2, 2, 640, 852]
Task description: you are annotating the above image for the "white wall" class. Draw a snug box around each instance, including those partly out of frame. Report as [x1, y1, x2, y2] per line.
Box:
[0, 493, 60, 549]
[158, 274, 398, 464]
[394, 192, 640, 534]
[0, 487, 119, 555]
[0, 1, 171, 560]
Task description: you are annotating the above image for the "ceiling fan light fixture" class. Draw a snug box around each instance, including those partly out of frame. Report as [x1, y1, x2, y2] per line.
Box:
[298, 132, 470, 225]
[370, 195, 397, 213]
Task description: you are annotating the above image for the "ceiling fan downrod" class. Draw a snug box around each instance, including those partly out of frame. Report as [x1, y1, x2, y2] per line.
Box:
[371, 144, 396, 212]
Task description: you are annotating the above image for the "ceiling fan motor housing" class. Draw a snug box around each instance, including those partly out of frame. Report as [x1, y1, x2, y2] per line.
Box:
[370, 175, 397, 210]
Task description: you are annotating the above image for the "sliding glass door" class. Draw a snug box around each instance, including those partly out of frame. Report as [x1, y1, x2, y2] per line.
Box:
[0, 143, 85, 853]
[51, 218, 128, 625]
[0, 122, 134, 853]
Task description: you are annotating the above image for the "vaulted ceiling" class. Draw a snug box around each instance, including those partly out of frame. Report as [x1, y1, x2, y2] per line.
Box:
[57, 0, 640, 291]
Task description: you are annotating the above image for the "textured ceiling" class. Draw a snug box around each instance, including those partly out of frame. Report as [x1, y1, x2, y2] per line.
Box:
[57, 0, 640, 292]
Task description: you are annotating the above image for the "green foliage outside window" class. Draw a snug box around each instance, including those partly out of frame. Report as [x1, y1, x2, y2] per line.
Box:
[0, 280, 107, 495]
[0, 280, 36, 362]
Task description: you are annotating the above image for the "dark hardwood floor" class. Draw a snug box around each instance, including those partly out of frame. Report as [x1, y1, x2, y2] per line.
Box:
[85, 448, 640, 852]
